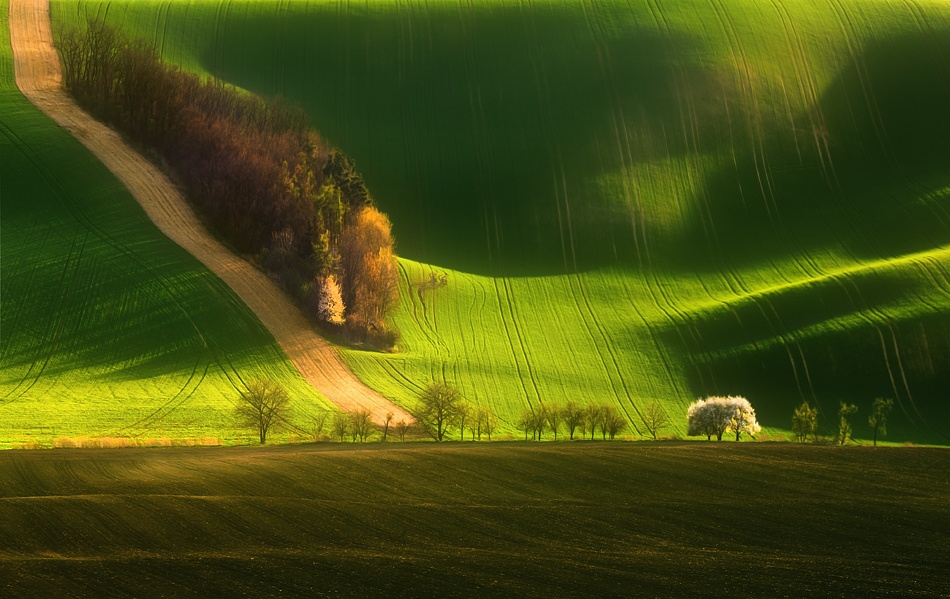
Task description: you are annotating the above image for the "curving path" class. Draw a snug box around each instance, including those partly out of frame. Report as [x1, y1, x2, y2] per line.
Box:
[8, 0, 413, 424]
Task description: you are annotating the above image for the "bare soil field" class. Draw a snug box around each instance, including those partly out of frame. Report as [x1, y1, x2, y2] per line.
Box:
[0, 442, 947, 597]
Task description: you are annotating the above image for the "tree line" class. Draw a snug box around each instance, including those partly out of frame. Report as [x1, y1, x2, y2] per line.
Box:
[412, 383, 672, 442]
[59, 20, 399, 344]
[792, 397, 894, 446]
[236, 378, 896, 445]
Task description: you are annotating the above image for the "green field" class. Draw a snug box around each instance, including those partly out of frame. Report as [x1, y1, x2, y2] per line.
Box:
[0, 0, 336, 448]
[44, 0, 950, 443]
[0, 443, 947, 596]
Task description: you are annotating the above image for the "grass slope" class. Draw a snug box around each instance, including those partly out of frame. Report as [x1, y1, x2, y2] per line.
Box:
[49, 0, 950, 442]
[1, 443, 947, 597]
[0, 0, 335, 448]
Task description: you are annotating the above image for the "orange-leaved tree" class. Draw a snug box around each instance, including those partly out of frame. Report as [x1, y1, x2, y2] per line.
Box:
[340, 206, 399, 333]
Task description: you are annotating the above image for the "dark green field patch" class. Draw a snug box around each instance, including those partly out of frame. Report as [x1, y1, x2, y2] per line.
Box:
[0, 443, 947, 597]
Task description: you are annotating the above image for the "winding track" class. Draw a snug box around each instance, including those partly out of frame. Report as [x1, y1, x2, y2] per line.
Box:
[8, 0, 413, 424]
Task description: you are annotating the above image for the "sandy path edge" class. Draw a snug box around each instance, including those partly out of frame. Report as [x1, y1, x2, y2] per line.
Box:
[8, 0, 413, 425]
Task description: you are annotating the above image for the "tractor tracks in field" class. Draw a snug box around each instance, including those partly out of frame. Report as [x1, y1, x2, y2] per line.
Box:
[8, 0, 412, 425]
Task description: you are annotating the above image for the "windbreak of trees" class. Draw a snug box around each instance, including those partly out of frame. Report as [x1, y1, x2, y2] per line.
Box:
[59, 20, 399, 345]
[518, 402, 628, 441]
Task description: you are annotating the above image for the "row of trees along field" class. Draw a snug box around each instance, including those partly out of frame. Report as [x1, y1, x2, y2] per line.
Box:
[793, 398, 895, 446]
[58, 21, 399, 344]
[237, 379, 897, 445]
[400, 382, 659, 442]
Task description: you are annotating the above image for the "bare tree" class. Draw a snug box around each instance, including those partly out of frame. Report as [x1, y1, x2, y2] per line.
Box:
[604, 406, 627, 440]
[597, 405, 612, 440]
[311, 410, 330, 440]
[472, 407, 497, 441]
[546, 404, 563, 441]
[533, 406, 547, 441]
[395, 419, 412, 442]
[518, 409, 534, 441]
[332, 412, 350, 442]
[868, 398, 894, 446]
[458, 402, 472, 441]
[380, 411, 394, 442]
[235, 379, 291, 444]
[351, 409, 374, 442]
[415, 382, 464, 442]
[584, 404, 604, 440]
[641, 402, 669, 440]
[482, 409, 497, 441]
[467, 407, 483, 441]
[562, 401, 583, 440]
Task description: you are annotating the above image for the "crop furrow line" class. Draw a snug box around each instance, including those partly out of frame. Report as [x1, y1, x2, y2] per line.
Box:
[827, 0, 891, 163]
[611, 269, 687, 425]
[378, 359, 425, 396]
[117, 361, 209, 436]
[1, 236, 78, 403]
[488, 276, 532, 408]
[401, 262, 440, 350]
[501, 277, 542, 405]
[904, 0, 950, 97]
[576, 274, 642, 434]
[16, 231, 87, 403]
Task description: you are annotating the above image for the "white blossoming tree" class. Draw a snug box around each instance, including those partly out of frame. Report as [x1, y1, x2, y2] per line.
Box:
[316, 274, 345, 325]
[688, 396, 760, 441]
[727, 396, 761, 441]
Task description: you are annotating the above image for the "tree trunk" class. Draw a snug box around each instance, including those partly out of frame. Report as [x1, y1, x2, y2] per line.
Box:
[873, 427, 878, 447]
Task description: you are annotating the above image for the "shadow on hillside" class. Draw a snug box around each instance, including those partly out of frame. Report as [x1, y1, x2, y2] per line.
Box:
[678, 310, 950, 444]
[199, 4, 734, 276]
[645, 30, 950, 445]
[202, 8, 950, 278]
[663, 30, 950, 274]
[0, 264, 274, 395]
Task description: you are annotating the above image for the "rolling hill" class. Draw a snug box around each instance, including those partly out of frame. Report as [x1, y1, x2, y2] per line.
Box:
[0, 0, 337, 448]
[22, 0, 950, 442]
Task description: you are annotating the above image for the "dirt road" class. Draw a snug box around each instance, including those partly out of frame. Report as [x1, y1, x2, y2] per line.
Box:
[8, 0, 413, 424]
